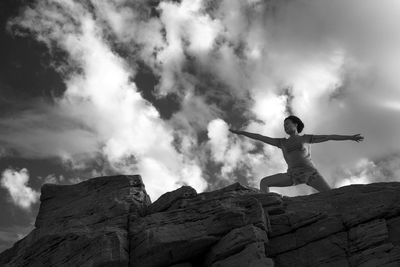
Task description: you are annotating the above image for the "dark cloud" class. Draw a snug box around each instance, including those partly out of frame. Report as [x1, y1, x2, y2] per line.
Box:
[279, 86, 294, 115]
[133, 62, 181, 119]
[0, 1, 66, 115]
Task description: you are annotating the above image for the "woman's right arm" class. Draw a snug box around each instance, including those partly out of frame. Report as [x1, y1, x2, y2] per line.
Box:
[229, 129, 281, 148]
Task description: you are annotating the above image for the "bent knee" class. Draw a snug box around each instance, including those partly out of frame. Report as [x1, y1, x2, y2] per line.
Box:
[307, 175, 331, 192]
[260, 176, 272, 186]
[260, 173, 289, 187]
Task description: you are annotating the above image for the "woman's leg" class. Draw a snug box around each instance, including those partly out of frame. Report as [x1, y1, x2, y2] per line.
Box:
[306, 173, 331, 192]
[260, 173, 293, 193]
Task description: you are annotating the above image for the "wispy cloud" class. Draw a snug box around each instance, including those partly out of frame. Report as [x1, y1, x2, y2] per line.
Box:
[0, 104, 99, 158]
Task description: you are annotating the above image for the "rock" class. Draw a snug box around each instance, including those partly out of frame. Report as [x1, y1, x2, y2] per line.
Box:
[0, 175, 151, 267]
[280, 182, 400, 228]
[267, 215, 344, 255]
[268, 210, 327, 237]
[349, 243, 400, 267]
[348, 219, 389, 253]
[204, 225, 269, 267]
[1, 176, 400, 267]
[130, 196, 267, 267]
[274, 232, 349, 267]
[268, 182, 400, 267]
[211, 242, 274, 267]
[169, 263, 193, 267]
[147, 185, 197, 214]
[0, 228, 129, 267]
[388, 216, 400, 246]
[35, 174, 150, 231]
[201, 182, 259, 197]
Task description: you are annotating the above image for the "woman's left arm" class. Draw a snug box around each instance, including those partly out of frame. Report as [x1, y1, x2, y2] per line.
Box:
[310, 134, 364, 143]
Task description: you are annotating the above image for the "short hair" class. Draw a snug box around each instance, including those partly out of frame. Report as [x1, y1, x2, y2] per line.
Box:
[284, 115, 304, 133]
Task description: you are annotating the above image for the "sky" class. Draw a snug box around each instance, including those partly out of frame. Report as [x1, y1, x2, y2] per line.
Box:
[1, 0, 400, 253]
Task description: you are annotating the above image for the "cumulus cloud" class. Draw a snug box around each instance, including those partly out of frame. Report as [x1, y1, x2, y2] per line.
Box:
[5, 0, 209, 200]
[1, 168, 40, 210]
[206, 119, 287, 191]
[207, 119, 247, 177]
[3, 0, 400, 198]
[207, 119, 230, 162]
[334, 155, 400, 188]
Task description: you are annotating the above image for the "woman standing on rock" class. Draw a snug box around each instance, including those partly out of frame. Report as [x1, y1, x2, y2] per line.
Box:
[230, 115, 364, 193]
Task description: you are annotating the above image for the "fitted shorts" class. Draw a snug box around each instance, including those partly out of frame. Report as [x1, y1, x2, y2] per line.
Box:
[287, 167, 323, 186]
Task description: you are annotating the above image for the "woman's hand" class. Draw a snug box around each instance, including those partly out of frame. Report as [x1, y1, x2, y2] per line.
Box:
[351, 134, 364, 142]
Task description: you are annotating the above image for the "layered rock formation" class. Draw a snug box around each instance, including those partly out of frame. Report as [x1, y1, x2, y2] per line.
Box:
[0, 175, 150, 267]
[1, 175, 400, 267]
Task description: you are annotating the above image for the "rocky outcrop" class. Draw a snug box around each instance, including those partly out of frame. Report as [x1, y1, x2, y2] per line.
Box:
[1, 176, 400, 267]
[267, 182, 400, 267]
[0, 175, 151, 267]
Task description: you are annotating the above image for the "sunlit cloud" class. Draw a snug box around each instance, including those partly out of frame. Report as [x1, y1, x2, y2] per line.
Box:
[1, 168, 40, 210]
[381, 101, 400, 112]
[207, 119, 247, 178]
[7, 0, 208, 200]
[334, 155, 400, 188]
[2, 0, 400, 199]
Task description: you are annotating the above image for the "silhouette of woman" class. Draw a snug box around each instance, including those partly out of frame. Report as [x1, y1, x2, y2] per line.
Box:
[230, 115, 364, 193]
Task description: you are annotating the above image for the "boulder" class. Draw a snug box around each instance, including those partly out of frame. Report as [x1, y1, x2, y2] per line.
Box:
[203, 225, 268, 266]
[210, 242, 274, 267]
[0, 175, 150, 267]
[273, 232, 349, 267]
[267, 182, 400, 267]
[130, 195, 267, 267]
[147, 185, 197, 214]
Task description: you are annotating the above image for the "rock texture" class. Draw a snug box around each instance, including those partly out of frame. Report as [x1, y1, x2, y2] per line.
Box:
[1, 176, 400, 267]
[0, 175, 150, 267]
[268, 183, 400, 267]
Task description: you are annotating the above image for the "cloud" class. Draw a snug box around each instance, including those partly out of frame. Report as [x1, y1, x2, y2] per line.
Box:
[207, 119, 230, 162]
[156, 0, 224, 93]
[206, 119, 287, 190]
[0, 147, 7, 158]
[207, 119, 248, 178]
[6, 0, 208, 200]
[3, 0, 400, 199]
[334, 154, 400, 188]
[37, 173, 65, 184]
[1, 168, 40, 210]
[0, 104, 99, 158]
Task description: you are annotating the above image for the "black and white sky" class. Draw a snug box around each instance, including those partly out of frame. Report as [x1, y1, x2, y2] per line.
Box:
[1, 0, 400, 252]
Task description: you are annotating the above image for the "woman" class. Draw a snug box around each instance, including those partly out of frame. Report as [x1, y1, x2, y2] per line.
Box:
[230, 115, 364, 193]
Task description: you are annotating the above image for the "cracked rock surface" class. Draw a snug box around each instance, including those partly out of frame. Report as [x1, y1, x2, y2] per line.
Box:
[1, 176, 400, 267]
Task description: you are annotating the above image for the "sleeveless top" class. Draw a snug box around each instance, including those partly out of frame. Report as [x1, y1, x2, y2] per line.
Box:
[278, 134, 316, 171]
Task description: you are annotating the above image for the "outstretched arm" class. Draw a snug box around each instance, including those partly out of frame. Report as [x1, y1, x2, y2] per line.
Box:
[229, 129, 281, 147]
[311, 134, 364, 143]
